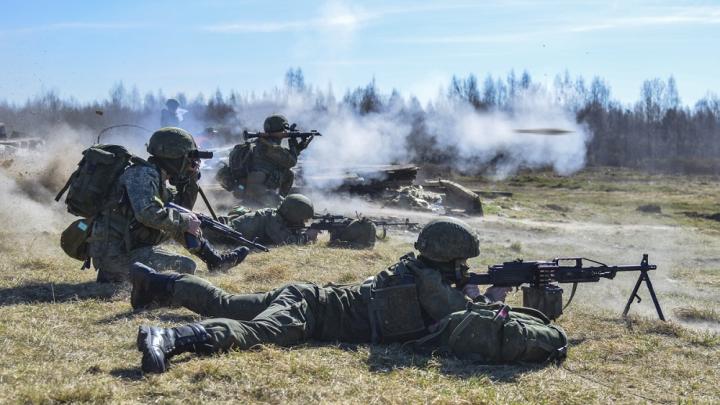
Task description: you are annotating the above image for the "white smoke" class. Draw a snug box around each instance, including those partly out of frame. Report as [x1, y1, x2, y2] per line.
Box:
[301, 107, 412, 189]
[427, 93, 590, 178]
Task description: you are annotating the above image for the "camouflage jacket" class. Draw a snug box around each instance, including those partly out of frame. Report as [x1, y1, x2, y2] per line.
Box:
[317, 253, 472, 343]
[227, 208, 307, 245]
[87, 162, 197, 257]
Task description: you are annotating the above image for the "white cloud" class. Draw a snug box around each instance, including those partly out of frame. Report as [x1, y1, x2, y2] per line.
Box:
[568, 8, 720, 32]
[202, 1, 373, 34]
[201, 1, 487, 34]
[385, 5, 720, 45]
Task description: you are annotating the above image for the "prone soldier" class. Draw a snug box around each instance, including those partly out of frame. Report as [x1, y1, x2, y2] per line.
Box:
[205, 194, 376, 248]
[130, 217, 568, 373]
[205, 194, 318, 247]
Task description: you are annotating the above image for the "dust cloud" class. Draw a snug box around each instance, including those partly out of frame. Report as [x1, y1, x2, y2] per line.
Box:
[0, 124, 91, 235]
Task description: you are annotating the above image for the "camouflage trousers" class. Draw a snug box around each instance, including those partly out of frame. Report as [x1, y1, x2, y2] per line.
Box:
[93, 246, 196, 283]
[170, 275, 372, 353]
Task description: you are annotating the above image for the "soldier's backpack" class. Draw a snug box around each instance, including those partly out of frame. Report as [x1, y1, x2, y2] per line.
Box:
[329, 218, 377, 249]
[55, 144, 133, 218]
[56, 145, 136, 263]
[409, 302, 568, 364]
[229, 142, 253, 180]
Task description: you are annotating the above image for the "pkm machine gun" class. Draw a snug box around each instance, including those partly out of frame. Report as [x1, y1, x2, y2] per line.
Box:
[467, 254, 663, 321]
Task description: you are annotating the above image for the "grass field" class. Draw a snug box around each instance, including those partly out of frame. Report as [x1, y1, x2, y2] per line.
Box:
[1, 166, 719, 404]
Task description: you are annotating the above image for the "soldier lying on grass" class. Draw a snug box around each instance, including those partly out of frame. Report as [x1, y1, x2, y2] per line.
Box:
[130, 218, 567, 373]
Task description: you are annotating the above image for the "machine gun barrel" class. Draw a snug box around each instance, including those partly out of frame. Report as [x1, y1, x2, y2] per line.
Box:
[167, 203, 269, 252]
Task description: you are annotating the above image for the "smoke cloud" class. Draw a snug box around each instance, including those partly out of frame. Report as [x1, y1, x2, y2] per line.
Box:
[427, 96, 589, 178]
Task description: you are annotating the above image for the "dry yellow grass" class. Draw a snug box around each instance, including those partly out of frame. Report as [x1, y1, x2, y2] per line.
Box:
[0, 168, 719, 403]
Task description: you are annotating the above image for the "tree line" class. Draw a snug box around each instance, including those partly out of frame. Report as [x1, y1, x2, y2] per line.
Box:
[1, 68, 719, 174]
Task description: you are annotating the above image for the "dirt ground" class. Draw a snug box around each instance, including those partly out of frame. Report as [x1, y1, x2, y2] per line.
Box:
[0, 161, 718, 404]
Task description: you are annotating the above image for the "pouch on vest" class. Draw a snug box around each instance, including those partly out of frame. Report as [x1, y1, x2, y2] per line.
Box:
[229, 143, 253, 179]
[55, 145, 132, 218]
[60, 218, 92, 264]
[368, 264, 427, 343]
[411, 302, 568, 364]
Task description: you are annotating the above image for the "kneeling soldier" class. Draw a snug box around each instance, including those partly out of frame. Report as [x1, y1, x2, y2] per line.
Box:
[88, 128, 249, 282]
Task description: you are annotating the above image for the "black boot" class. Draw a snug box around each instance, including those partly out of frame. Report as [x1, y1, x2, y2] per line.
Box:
[196, 240, 250, 272]
[130, 262, 181, 310]
[136, 323, 212, 374]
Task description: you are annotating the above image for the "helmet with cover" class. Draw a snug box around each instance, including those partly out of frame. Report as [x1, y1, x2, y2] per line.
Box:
[277, 194, 314, 224]
[414, 217, 480, 262]
[165, 98, 180, 110]
[264, 114, 290, 133]
[147, 127, 212, 177]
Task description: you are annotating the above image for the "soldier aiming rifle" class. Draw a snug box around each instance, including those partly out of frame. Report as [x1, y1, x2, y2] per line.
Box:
[216, 114, 318, 207]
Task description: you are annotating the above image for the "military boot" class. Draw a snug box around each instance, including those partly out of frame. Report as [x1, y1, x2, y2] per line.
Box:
[130, 263, 181, 310]
[136, 323, 212, 373]
[196, 240, 250, 272]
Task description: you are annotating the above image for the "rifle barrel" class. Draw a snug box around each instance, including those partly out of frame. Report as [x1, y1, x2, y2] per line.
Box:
[167, 203, 269, 252]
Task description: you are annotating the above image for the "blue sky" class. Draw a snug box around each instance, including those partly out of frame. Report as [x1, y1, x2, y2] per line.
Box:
[0, 0, 718, 106]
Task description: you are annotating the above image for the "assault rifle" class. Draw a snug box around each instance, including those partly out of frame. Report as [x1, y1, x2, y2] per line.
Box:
[467, 254, 664, 321]
[307, 214, 417, 233]
[167, 203, 269, 252]
[243, 123, 321, 141]
[290, 214, 418, 239]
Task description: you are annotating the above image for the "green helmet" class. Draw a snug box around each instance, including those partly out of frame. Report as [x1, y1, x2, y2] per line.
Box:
[166, 98, 180, 109]
[414, 218, 479, 262]
[278, 194, 314, 224]
[147, 127, 197, 159]
[264, 114, 289, 133]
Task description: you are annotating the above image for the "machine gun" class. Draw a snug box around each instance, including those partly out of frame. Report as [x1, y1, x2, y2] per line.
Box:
[243, 123, 321, 141]
[167, 203, 269, 252]
[467, 254, 664, 321]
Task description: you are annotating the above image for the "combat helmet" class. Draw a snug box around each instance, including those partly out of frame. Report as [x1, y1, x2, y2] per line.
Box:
[278, 194, 314, 224]
[147, 127, 212, 176]
[165, 98, 180, 110]
[264, 114, 290, 133]
[414, 217, 479, 262]
[147, 127, 197, 159]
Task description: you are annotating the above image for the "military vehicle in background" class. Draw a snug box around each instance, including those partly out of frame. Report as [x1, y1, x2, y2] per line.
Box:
[0, 122, 45, 157]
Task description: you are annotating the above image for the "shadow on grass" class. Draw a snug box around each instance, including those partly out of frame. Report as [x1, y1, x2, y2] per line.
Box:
[365, 344, 540, 382]
[96, 309, 200, 325]
[0, 281, 125, 306]
[109, 368, 144, 381]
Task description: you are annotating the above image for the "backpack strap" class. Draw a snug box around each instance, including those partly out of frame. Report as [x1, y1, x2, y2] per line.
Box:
[402, 313, 453, 352]
[55, 175, 74, 202]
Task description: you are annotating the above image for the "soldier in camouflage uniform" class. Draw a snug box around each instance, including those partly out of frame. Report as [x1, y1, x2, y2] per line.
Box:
[88, 127, 249, 283]
[160, 99, 181, 128]
[205, 194, 318, 247]
[242, 114, 313, 207]
[130, 217, 521, 373]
